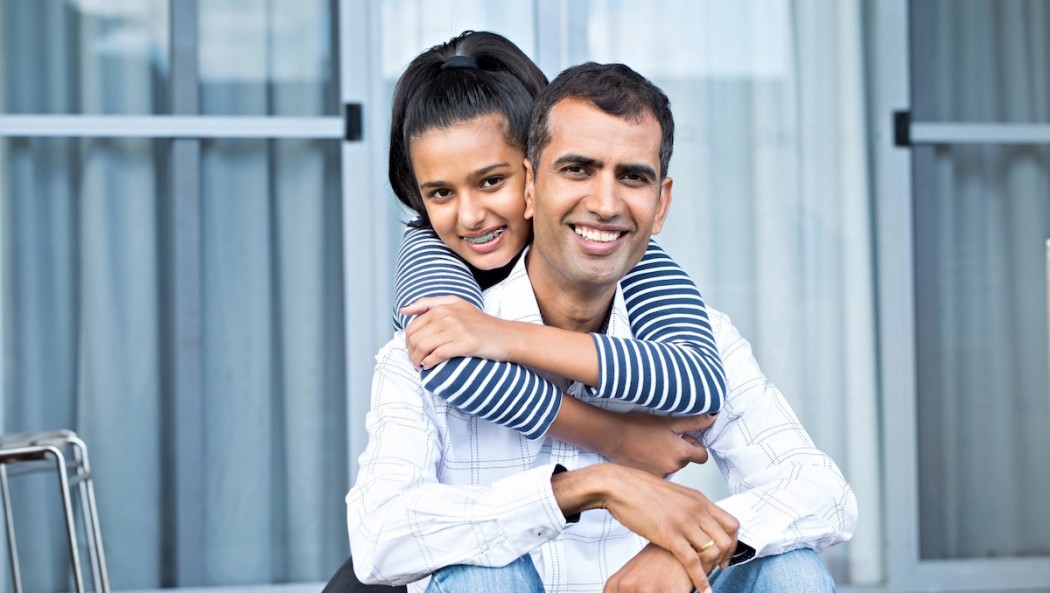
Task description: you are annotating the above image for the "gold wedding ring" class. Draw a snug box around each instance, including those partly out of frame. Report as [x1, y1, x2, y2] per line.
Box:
[698, 539, 716, 553]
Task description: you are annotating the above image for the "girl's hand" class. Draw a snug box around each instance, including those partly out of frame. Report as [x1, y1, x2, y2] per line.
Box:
[604, 412, 717, 477]
[401, 296, 513, 369]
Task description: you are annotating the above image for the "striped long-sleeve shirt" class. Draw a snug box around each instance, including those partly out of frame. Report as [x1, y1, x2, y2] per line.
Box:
[393, 226, 726, 439]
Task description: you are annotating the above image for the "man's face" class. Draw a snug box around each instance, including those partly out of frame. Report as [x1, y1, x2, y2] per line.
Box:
[524, 97, 672, 293]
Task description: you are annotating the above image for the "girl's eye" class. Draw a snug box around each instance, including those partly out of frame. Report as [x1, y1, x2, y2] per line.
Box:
[480, 176, 504, 189]
[428, 188, 453, 200]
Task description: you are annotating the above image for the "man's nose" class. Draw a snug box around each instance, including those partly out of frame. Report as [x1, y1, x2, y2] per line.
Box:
[458, 192, 486, 229]
[586, 173, 623, 220]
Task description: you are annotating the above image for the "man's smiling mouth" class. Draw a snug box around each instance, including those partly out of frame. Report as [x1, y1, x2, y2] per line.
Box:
[574, 225, 623, 243]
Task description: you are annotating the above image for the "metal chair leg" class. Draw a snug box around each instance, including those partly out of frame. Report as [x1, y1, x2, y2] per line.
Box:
[0, 464, 23, 593]
[70, 437, 109, 593]
[47, 446, 86, 593]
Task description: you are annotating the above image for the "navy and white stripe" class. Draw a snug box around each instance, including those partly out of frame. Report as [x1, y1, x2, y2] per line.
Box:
[393, 226, 726, 439]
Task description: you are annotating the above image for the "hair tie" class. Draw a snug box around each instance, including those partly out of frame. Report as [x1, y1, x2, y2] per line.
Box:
[441, 55, 479, 70]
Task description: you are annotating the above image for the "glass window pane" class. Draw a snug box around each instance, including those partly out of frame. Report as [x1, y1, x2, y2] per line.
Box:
[910, 0, 1050, 561]
[912, 0, 1050, 123]
[2, 136, 169, 589]
[914, 144, 1050, 560]
[1, 136, 347, 586]
[198, 0, 340, 116]
[198, 137, 348, 583]
[0, 0, 170, 114]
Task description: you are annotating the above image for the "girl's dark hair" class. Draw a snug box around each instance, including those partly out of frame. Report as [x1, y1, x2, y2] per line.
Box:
[389, 31, 547, 226]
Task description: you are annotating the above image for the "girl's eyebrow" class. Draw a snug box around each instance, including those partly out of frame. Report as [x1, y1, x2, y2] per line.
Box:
[473, 162, 511, 177]
[418, 162, 512, 190]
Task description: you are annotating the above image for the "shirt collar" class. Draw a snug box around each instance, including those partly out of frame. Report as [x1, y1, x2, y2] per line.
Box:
[483, 247, 632, 339]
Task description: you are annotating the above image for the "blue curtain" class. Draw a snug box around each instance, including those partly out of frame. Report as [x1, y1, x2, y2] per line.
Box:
[1, 1, 348, 589]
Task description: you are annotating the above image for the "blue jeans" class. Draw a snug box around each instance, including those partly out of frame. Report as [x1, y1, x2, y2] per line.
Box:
[423, 548, 833, 593]
[424, 555, 544, 593]
[710, 548, 835, 593]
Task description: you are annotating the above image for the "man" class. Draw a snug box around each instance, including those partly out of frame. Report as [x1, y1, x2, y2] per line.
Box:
[347, 63, 857, 593]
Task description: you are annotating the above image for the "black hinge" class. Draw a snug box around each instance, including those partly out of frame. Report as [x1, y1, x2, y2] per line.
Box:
[344, 102, 363, 142]
[893, 110, 911, 147]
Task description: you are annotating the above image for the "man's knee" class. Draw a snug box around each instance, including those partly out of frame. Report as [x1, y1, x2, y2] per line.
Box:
[713, 548, 835, 593]
[425, 555, 543, 593]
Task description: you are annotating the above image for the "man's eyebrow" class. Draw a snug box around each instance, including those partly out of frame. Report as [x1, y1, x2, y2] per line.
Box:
[616, 163, 658, 180]
[552, 154, 603, 169]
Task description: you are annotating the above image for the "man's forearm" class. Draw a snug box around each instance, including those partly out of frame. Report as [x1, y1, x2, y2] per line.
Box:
[549, 463, 615, 518]
[554, 463, 739, 592]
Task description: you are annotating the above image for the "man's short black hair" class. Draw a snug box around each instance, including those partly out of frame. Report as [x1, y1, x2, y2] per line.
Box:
[389, 30, 548, 227]
[527, 62, 674, 179]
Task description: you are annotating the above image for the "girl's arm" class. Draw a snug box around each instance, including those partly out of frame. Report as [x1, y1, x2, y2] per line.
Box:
[394, 226, 561, 440]
[393, 226, 484, 332]
[396, 228, 724, 454]
[591, 240, 726, 414]
[404, 237, 727, 417]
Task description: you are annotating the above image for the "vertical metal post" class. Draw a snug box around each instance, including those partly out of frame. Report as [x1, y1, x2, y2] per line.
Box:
[0, 465, 23, 593]
[170, 0, 205, 586]
[70, 438, 108, 593]
[871, 0, 919, 589]
[340, 0, 388, 484]
[48, 448, 85, 593]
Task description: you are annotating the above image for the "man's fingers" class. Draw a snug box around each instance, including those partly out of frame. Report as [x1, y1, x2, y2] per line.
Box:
[677, 550, 711, 593]
[700, 511, 738, 568]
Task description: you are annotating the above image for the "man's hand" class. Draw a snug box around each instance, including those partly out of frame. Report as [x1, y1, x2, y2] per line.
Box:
[604, 543, 699, 593]
[552, 464, 738, 593]
[401, 296, 511, 368]
[605, 412, 715, 477]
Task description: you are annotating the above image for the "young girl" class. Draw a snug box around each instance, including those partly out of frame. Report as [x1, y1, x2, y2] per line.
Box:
[388, 31, 724, 474]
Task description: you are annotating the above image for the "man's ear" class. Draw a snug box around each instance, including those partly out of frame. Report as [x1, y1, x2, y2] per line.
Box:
[523, 157, 536, 221]
[651, 176, 673, 235]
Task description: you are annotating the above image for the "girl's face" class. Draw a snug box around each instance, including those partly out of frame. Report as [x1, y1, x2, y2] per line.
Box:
[410, 114, 532, 270]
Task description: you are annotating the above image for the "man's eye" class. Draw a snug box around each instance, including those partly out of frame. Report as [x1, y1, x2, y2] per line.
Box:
[563, 165, 586, 175]
[480, 176, 504, 189]
[622, 173, 649, 185]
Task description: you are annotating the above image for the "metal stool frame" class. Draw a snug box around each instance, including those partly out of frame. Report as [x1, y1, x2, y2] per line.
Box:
[0, 430, 110, 593]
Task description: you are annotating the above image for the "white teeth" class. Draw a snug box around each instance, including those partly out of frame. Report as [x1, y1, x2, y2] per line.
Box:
[463, 227, 505, 244]
[574, 225, 621, 243]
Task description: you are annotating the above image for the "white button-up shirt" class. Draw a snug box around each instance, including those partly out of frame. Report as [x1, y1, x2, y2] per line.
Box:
[347, 253, 857, 592]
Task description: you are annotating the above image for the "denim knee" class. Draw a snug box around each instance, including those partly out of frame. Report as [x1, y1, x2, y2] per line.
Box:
[711, 548, 835, 593]
[425, 555, 543, 593]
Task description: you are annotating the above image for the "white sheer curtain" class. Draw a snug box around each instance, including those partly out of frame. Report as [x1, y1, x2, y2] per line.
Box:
[0, 1, 347, 590]
[914, 0, 1050, 560]
[573, 0, 881, 584]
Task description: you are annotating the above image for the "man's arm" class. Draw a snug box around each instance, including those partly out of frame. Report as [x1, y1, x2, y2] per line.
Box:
[704, 309, 859, 557]
[348, 339, 735, 590]
[549, 463, 737, 593]
[346, 339, 567, 586]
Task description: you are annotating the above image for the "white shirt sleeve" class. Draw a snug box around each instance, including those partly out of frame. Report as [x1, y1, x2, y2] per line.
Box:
[346, 339, 568, 586]
[704, 311, 859, 558]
